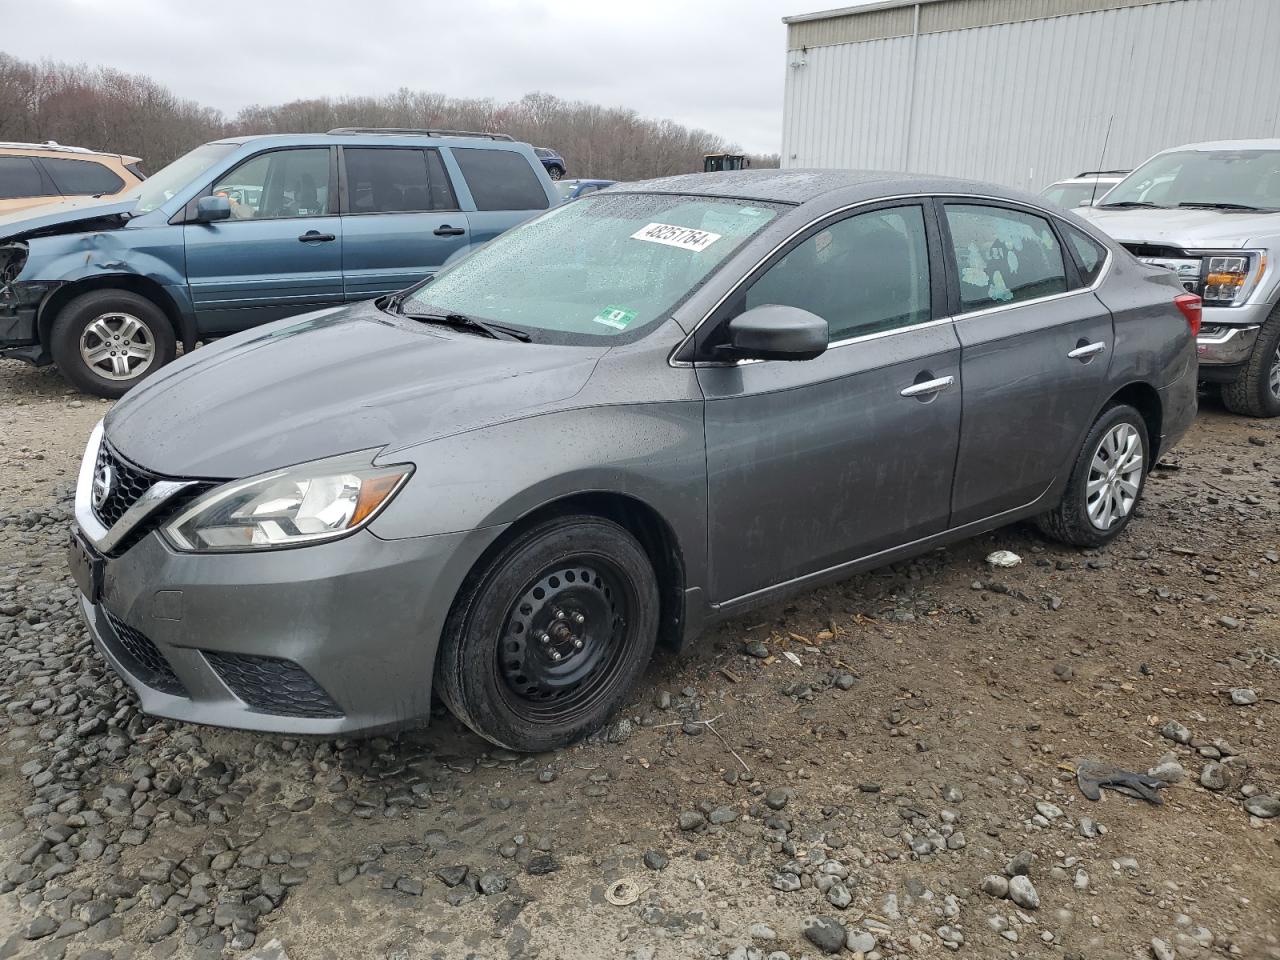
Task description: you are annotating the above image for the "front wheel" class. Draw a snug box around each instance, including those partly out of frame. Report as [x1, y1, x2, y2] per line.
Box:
[1036, 404, 1149, 548]
[1221, 306, 1280, 418]
[435, 515, 659, 752]
[49, 289, 176, 399]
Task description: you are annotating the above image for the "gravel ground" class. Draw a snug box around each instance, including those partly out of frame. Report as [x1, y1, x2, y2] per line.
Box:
[1, 357, 1278, 960]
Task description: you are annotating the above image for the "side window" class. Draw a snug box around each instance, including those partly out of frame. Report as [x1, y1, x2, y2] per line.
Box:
[211, 148, 330, 220]
[452, 148, 549, 212]
[945, 204, 1067, 310]
[41, 157, 125, 196]
[1063, 224, 1108, 286]
[0, 156, 49, 199]
[742, 205, 932, 342]
[343, 148, 456, 213]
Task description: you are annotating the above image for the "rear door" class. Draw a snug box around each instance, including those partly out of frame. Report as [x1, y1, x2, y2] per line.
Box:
[184, 147, 343, 334]
[339, 146, 471, 300]
[941, 200, 1114, 526]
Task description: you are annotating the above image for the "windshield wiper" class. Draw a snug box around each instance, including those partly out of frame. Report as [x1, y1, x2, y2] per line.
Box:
[1177, 201, 1269, 212]
[398, 307, 531, 343]
[1097, 200, 1162, 209]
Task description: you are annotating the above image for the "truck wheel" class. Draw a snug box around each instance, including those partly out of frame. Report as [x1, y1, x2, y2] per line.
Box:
[49, 289, 176, 399]
[435, 515, 659, 752]
[1221, 306, 1280, 418]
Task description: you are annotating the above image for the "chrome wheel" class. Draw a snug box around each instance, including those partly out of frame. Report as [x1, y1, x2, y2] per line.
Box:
[1086, 422, 1143, 531]
[79, 312, 156, 381]
[1269, 343, 1280, 400]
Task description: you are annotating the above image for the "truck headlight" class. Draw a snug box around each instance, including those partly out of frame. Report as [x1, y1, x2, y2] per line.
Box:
[163, 451, 411, 552]
[1202, 252, 1265, 306]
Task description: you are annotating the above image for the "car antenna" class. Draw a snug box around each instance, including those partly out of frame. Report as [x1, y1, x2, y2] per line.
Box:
[1090, 115, 1115, 207]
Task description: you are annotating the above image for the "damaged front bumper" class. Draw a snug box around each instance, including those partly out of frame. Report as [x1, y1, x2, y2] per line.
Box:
[0, 277, 59, 364]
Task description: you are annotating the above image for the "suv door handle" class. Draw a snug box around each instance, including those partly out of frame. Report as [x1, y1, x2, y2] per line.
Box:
[298, 231, 336, 243]
[1068, 341, 1107, 361]
[899, 375, 955, 399]
[434, 225, 466, 237]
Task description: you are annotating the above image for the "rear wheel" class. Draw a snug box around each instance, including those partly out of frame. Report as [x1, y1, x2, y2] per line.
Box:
[49, 289, 176, 399]
[1036, 404, 1149, 548]
[435, 515, 658, 752]
[547, 165, 564, 181]
[1221, 306, 1280, 418]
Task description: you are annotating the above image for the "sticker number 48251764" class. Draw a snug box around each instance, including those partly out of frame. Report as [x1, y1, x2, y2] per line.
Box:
[630, 222, 722, 252]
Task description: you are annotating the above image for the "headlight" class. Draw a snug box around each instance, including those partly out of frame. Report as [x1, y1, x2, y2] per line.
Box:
[1201, 252, 1266, 306]
[163, 450, 412, 552]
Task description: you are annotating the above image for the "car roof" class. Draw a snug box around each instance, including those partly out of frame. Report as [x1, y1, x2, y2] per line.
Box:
[614, 168, 1040, 206]
[1162, 138, 1280, 153]
[210, 133, 530, 149]
[1051, 174, 1126, 185]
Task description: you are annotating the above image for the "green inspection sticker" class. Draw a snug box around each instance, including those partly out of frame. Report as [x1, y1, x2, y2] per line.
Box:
[593, 305, 637, 330]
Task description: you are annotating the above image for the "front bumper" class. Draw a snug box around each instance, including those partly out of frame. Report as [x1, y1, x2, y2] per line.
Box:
[77, 524, 506, 735]
[1196, 324, 1260, 367]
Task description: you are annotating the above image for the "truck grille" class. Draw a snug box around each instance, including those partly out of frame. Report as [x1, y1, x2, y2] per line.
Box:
[204, 652, 344, 719]
[1122, 244, 1203, 295]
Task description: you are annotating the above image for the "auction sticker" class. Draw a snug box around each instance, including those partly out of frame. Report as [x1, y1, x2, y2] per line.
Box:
[593, 305, 637, 330]
[630, 222, 721, 252]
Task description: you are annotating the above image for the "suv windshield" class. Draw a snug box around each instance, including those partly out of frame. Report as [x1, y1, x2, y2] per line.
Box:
[1102, 149, 1280, 211]
[127, 142, 238, 214]
[401, 193, 781, 343]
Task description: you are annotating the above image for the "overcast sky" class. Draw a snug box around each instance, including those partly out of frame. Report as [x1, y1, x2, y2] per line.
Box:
[1, 0, 868, 154]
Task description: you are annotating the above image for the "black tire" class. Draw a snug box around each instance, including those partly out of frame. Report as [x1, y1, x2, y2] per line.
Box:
[49, 289, 176, 399]
[1035, 404, 1150, 548]
[1220, 305, 1280, 418]
[435, 515, 659, 752]
[547, 165, 564, 181]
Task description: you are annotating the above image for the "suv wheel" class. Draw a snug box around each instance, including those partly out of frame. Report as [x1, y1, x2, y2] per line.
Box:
[547, 165, 564, 181]
[50, 290, 176, 399]
[1221, 305, 1280, 418]
[436, 515, 659, 752]
[1036, 404, 1149, 548]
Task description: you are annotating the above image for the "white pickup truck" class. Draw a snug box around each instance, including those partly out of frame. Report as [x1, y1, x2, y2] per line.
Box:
[1080, 140, 1280, 418]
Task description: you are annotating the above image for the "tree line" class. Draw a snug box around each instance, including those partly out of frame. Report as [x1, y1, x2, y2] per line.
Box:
[0, 53, 778, 180]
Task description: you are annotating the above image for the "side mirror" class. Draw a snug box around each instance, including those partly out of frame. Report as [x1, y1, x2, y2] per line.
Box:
[194, 195, 231, 223]
[721, 304, 828, 361]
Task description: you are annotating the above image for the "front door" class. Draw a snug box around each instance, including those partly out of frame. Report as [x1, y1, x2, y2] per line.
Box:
[339, 146, 471, 300]
[185, 147, 343, 334]
[699, 202, 963, 603]
[939, 201, 1115, 526]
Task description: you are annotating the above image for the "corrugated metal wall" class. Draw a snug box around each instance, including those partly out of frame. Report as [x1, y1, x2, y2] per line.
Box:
[780, 0, 1280, 190]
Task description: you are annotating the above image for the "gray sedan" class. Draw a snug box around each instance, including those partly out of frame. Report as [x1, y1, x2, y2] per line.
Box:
[69, 170, 1198, 751]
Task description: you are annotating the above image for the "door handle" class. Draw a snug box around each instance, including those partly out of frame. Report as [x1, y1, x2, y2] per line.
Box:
[434, 225, 466, 237]
[1068, 341, 1107, 361]
[899, 375, 955, 399]
[298, 231, 336, 243]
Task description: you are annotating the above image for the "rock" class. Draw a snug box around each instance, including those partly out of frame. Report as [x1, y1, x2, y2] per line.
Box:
[435, 865, 469, 887]
[1244, 795, 1280, 819]
[1148, 758, 1185, 783]
[1160, 720, 1192, 745]
[643, 849, 668, 871]
[678, 811, 705, 831]
[802, 916, 847, 954]
[744, 640, 770, 659]
[477, 871, 508, 895]
[1200, 762, 1228, 792]
[24, 916, 58, 940]
[526, 853, 560, 875]
[395, 876, 424, 896]
[765, 787, 791, 810]
[748, 923, 778, 941]
[846, 930, 877, 954]
[772, 872, 802, 892]
[1229, 688, 1258, 706]
[1008, 875, 1040, 910]
[1034, 801, 1064, 819]
[826, 883, 851, 909]
[245, 938, 291, 960]
[1052, 662, 1074, 682]
[708, 806, 738, 825]
[980, 875, 1010, 898]
[1078, 817, 1102, 838]
[1005, 850, 1035, 876]
[1152, 937, 1175, 960]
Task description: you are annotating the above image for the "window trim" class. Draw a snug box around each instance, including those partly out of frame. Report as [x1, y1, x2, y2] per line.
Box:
[668, 192, 1114, 368]
[183, 146, 340, 224]
[37, 156, 125, 197]
[336, 145, 460, 216]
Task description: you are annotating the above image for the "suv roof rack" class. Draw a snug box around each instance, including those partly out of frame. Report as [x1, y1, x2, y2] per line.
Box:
[326, 127, 514, 141]
[0, 140, 99, 155]
[1074, 169, 1130, 178]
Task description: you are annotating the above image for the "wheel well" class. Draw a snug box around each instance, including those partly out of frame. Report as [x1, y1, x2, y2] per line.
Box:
[1106, 382, 1164, 461]
[472, 493, 687, 651]
[38, 276, 187, 349]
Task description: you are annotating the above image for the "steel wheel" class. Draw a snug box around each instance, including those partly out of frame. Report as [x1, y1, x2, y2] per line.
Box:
[79, 312, 156, 381]
[1086, 422, 1143, 530]
[497, 558, 632, 723]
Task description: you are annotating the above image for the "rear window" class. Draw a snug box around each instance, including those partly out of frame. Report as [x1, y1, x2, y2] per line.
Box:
[452, 148, 549, 212]
[0, 156, 49, 199]
[41, 157, 125, 196]
[343, 148, 456, 213]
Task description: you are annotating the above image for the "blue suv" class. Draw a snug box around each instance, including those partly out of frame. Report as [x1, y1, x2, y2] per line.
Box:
[0, 128, 557, 396]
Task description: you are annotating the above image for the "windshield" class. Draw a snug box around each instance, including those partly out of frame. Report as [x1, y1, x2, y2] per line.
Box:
[127, 142, 238, 214]
[1042, 181, 1111, 209]
[1101, 149, 1280, 210]
[555, 182, 577, 199]
[401, 193, 781, 343]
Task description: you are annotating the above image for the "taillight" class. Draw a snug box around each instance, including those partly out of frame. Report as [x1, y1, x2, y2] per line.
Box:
[1174, 292, 1202, 337]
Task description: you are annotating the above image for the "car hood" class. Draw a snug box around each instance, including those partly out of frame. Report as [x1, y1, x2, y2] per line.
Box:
[1079, 206, 1280, 249]
[0, 196, 136, 240]
[104, 302, 607, 478]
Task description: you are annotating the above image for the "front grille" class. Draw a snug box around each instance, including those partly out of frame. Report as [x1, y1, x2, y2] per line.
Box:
[102, 611, 188, 696]
[204, 652, 343, 719]
[1123, 244, 1204, 296]
[93, 442, 159, 528]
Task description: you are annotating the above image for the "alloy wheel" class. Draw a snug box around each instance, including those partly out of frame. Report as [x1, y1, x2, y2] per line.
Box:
[1269, 343, 1280, 400]
[1086, 422, 1143, 531]
[79, 312, 155, 381]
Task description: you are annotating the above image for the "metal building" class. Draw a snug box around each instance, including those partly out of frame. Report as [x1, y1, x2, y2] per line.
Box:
[780, 0, 1280, 191]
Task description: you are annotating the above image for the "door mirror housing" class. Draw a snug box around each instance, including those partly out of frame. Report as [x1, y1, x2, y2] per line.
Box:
[720, 304, 828, 361]
[194, 195, 231, 223]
